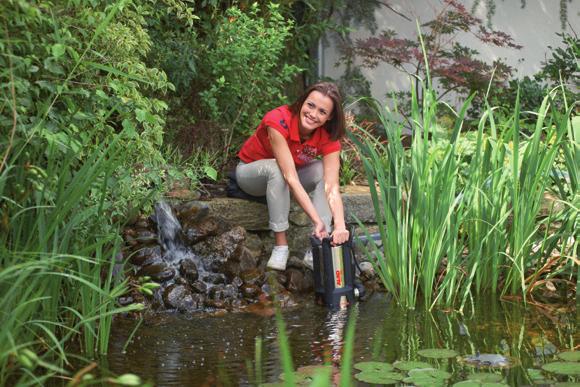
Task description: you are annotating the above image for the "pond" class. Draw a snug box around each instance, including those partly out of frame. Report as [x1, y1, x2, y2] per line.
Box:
[103, 293, 578, 386]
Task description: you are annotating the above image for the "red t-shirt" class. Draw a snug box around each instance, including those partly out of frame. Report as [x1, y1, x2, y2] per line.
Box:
[238, 105, 341, 167]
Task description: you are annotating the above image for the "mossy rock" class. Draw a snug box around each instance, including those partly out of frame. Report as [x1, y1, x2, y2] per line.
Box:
[542, 361, 580, 376]
[558, 351, 580, 362]
[353, 361, 394, 373]
[418, 348, 459, 359]
[393, 360, 433, 371]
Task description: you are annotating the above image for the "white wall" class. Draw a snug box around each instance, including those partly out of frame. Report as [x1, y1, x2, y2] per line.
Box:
[320, 0, 579, 103]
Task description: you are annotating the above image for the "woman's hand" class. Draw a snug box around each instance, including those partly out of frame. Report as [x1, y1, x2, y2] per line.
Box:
[312, 220, 329, 240]
[331, 227, 349, 245]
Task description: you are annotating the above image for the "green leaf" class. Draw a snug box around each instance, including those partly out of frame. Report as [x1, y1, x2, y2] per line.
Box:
[558, 351, 580, 362]
[393, 360, 432, 371]
[542, 361, 580, 375]
[204, 166, 217, 181]
[113, 373, 142, 386]
[51, 43, 66, 58]
[354, 361, 394, 372]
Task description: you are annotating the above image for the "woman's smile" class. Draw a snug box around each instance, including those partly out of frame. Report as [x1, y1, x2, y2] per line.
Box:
[299, 90, 334, 138]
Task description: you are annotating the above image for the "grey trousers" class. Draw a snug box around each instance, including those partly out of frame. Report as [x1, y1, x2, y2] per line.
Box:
[235, 159, 332, 232]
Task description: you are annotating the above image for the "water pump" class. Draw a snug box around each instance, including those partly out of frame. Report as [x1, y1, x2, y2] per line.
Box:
[310, 232, 365, 309]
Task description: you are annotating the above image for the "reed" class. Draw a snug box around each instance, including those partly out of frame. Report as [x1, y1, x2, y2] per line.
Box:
[351, 79, 576, 310]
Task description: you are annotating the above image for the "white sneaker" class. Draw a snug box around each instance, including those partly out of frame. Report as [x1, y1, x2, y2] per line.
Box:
[267, 245, 289, 270]
[303, 249, 313, 270]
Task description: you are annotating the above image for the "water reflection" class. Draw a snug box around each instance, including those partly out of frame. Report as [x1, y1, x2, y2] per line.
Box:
[104, 294, 577, 386]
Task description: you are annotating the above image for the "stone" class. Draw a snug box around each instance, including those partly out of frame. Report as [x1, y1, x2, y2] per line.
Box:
[137, 262, 175, 282]
[358, 261, 375, 278]
[166, 188, 201, 202]
[202, 273, 226, 285]
[129, 245, 162, 266]
[240, 269, 263, 286]
[163, 284, 196, 312]
[183, 217, 221, 245]
[224, 260, 241, 280]
[176, 201, 210, 229]
[241, 284, 261, 299]
[208, 197, 270, 230]
[191, 280, 208, 294]
[341, 185, 380, 224]
[285, 268, 307, 293]
[135, 230, 158, 245]
[194, 226, 246, 271]
[244, 233, 264, 258]
[238, 246, 258, 272]
[289, 211, 310, 226]
[179, 258, 199, 283]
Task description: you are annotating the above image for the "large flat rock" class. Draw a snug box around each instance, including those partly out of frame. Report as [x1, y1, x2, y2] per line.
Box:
[207, 185, 378, 231]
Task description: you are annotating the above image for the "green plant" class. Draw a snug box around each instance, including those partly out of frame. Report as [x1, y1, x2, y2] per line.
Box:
[350, 27, 577, 309]
[198, 3, 302, 162]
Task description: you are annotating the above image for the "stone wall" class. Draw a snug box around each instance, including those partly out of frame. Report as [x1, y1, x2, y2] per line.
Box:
[206, 185, 380, 257]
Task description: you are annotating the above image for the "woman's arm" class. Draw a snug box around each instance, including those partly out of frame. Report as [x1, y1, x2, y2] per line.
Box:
[267, 127, 329, 239]
[322, 151, 349, 245]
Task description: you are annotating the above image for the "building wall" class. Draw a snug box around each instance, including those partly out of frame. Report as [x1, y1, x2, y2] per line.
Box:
[320, 0, 579, 104]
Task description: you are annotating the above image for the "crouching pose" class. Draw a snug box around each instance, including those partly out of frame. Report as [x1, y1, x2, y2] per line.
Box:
[235, 82, 349, 270]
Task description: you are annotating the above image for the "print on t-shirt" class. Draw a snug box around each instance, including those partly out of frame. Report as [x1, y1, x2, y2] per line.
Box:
[298, 145, 317, 163]
[279, 119, 289, 130]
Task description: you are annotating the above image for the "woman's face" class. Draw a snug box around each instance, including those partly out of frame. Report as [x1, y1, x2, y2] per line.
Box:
[298, 90, 334, 135]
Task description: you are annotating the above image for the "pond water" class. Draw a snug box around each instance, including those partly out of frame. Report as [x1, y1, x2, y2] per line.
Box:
[104, 293, 578, 386]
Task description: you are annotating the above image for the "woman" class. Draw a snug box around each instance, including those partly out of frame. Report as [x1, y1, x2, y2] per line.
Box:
[236, 82, 349, 271]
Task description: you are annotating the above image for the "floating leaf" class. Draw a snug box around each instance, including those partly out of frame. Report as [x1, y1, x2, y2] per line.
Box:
[526, 368, 544, 380]
[408, 368, 452, 379]
[113, 374, 142, 386]
[354, 370, 403, 384]
[354, 361, 394, 372]
[542, 361, 580, 376]
[403, 376, 445, 386]
[452, 382, 508, 387]
[466, 372, 504, 382]
[558, 351, 580, 362]
[418, 348, 459, 359]
[553, 382, 580, 386]
[393, 360, 432, 371]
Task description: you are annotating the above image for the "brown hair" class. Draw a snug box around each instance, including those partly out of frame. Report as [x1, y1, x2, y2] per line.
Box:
[289, 82, 346, 141]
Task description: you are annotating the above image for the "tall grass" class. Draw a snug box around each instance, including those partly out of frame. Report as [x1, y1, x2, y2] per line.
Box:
[352, 80, 577, 310]
[0, 1, 149, 384]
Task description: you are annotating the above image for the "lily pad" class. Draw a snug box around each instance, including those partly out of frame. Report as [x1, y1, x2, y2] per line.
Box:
[354, 370, 404, 384]
[553, 382, 580, 386]
[418, 348, 459, 359]
[526, 368, 544, 380]
[393, 360, 433, 371]
[558, 351, 580, 362]
[542, 361, 580, 376]
[403, 375, 445, 386]
[408, 368, 452, 379]
[354, 361, 394, 372]
[452, 382, 508, 387]
[466, 372, 504, 383]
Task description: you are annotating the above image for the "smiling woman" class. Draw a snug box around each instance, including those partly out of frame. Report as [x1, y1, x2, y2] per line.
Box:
[233, 82, 348, 271]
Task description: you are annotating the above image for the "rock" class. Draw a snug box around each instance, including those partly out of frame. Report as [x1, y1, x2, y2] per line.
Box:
[191, 280, 208, 294]
[163, 284, 197, 312]
[166, 188, 201, 201]
[208, 198, 269, 230]
[137, 262, 175, 282]
[240, 269, 263, 286]
[241, 284, 261, 299]
[202, 273, 226, 285]
[135, 230, 158, 245]
[289, 211, 310, 226]
[238, 247, 257, 272]
[194, 226, 246, 271]
[244, 233, 264, 259]
[176, 201, 210, 229]
[224, 260, 241, 281]
[286, 256, 304, 270]
[129, 245, 162, 266]
[118, 296, 134, 306]
[285, 268, 307, 292]
[232, 276, 243, 288]
[358, 261, 375, 278]
[179, 258, 199, 283]
[183, 217, 221, 245]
